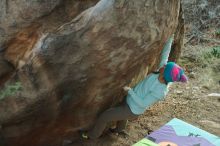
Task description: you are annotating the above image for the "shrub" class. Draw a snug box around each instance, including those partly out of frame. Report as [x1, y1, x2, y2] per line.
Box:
[215, 29, 220, 36]
[203, 46, 220, 59]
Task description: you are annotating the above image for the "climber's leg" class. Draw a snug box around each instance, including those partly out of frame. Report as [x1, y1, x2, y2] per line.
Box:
[87, 102, 137, 139]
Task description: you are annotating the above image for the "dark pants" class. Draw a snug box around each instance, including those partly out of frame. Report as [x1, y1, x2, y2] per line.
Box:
[87, 102, 138, 139]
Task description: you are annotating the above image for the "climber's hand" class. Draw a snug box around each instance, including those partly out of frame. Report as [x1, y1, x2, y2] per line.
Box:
[123, 86, 131, 91]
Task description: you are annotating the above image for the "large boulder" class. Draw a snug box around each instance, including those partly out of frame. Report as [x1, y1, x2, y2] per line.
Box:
[0, 0, 183, 146]
[0, 0, 61, 46]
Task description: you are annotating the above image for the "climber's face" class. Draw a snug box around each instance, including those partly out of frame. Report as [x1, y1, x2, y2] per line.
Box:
[159, 66, 165, 76]
[158, 67, 166, 84]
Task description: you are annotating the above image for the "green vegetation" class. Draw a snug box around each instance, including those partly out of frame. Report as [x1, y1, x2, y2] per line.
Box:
[0, 82, 22, 100]
[203, 46, 220, 59]
[180, 45, 220, 89]
[179, 46, 220, 70]
[215, 29, 220, 35]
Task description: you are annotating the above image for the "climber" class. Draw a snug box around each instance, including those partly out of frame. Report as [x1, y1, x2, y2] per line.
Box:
[80, 34, 188, 140]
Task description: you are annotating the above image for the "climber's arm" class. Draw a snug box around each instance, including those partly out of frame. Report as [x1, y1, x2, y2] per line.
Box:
[158, 35, 174, 69]
[127, 89, 146, 108]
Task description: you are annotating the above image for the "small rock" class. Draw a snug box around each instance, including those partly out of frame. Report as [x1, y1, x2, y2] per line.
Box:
[199, 120, 220, 128]
[201, 90, 206, 93]
[186, 87, 190, 90]
[202, 85, 210, 90]
[208, 93, 220, 97]
[193, 86, 199, 90]
[189, 72, 196, 78]
[176, 90, 183, 95]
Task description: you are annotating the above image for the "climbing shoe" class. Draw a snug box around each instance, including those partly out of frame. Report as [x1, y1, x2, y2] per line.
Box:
[79, 131, 89, 140]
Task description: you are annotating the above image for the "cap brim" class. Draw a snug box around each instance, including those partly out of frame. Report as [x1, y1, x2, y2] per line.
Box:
[180, 74, 188, 83]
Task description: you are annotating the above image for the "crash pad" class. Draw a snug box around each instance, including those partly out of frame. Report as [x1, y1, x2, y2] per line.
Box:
[133, 118, 220, 146]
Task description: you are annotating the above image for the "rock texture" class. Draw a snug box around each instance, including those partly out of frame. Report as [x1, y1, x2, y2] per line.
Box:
[0, 0, 183, 146]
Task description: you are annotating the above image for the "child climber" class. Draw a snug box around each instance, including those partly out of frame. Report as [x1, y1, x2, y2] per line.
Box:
[81, 35, 188, 139]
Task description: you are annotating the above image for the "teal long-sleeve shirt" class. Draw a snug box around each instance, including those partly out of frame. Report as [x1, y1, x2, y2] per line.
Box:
[126, 36, 173, 115]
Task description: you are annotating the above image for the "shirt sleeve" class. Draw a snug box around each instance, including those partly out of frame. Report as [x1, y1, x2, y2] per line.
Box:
[128, 88, 166, 108]
[128, 89, 145, 108]
[158, 35, 174, 69]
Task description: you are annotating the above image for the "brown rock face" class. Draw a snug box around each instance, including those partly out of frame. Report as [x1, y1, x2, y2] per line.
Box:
[0, 0, 183, 146]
